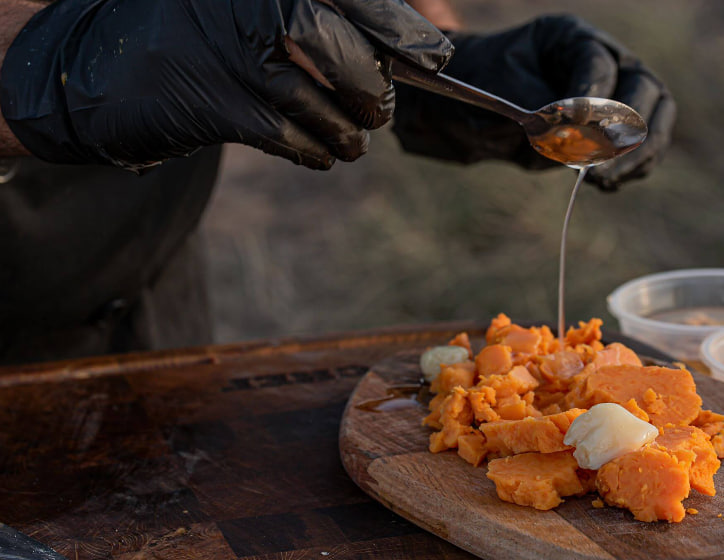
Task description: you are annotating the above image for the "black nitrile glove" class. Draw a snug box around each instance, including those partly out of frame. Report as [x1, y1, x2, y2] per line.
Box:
[0, 0, 453, 171]
[392, 15, 676, 190]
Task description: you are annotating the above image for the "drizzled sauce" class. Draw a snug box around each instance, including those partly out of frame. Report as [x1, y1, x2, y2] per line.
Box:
[557, 166, 591, 345]
[355, 383, 427, 413]
[544, 111, 645, 343]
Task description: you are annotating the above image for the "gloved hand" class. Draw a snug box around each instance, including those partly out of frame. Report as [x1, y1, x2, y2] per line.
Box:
[392, 15, 676, 190]
[0, 0, 452, 171]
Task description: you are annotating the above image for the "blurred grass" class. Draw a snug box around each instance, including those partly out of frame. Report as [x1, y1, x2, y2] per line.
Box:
[201, 0, 724, 343]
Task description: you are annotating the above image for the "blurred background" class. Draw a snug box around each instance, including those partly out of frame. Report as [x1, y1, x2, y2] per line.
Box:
[200, 0, 724, 344]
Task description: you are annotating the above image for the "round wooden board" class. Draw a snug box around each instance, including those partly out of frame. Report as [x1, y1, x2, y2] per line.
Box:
[339, 336, 724, 560]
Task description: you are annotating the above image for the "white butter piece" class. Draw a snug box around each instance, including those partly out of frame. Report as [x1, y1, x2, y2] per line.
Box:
[419, 345, 470, 382]
[563, 402, 658, 470]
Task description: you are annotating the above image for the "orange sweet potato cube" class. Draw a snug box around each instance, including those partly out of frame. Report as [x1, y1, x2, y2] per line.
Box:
[431, 362, 477, 394]
[480, 409, 586, 457]
[692, 409, 724, 437]
[467, 386, 499, 423]
[564, 318, 603, 348]
[457, 431, 488, 467]
[564, 365, 702, 427]
[486, 451, 590, 511]
[596, 446, 690, 523]
[654, 425, 720, 496]
[483, 365, 540, 398]
[498, 325, 541, 355]
[712, 433, 724, 459]
[485, 313, 512, 345]
[448, 332, 473, 358]
[422, 392, 447, 429]
[494, 393, 540, 420]
[475, 344, 513, 377]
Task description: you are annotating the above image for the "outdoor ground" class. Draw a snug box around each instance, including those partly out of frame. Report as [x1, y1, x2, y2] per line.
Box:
[200, 0, 724, 345]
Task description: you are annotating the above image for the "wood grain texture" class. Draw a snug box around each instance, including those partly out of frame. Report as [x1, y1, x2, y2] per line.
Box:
[339, 338, 724, 560]
[0, 322, 490, 560]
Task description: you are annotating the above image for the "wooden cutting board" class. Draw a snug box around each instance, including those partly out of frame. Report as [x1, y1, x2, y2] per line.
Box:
[339, 336, 724, 560]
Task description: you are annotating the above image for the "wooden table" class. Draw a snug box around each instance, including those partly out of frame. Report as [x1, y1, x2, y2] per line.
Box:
[0, 322, 500, 560]
[0, 322, 708, 560]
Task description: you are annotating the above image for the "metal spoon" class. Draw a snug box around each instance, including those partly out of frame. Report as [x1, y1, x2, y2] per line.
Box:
[391, 59, 648, 168]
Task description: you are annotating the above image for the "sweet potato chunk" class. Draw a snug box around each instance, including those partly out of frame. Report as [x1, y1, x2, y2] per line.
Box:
[448, 332, 473, 359]
[423, 314, 722, 522]
[564, 365, 702, 427]
[422, 393, 447, 429]
[495, 393, 540, 420]
[480, 409, 587, 457]
[537, 351, 584, 388]
[475, 344, 513, 377]
[485, 316, 543, 356]
[487, 451, 590, 510]
[467, 386, 499, 423]
[439, 387, 473, 426]
[485, 313, 512, 345]
[482, 365, 539, 398]
[429, 421, 476, 453]
[617, 397, 650, 422]
[712, 433, 724, 459]
[498, 325, 542, 355]
[457, 431, 487, 467]
[430, 361, 477, 394]
[596, 446, 690, 523]
[692, 409, 724, 438]
[591, 342, 643, 368]
[654, 425, 720, 496]
[428, 387, 476, 451]
[564, 318, 603, 349]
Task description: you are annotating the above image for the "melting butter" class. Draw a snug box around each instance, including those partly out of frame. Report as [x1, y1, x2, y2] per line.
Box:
[563, 402, 658, 470]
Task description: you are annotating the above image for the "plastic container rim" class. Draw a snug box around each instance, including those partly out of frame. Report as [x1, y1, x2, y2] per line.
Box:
[700, 329, 724, 375]
[607, 268, 724, 335]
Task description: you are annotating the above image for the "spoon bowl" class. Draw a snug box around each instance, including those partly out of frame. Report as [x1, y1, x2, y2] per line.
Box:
[527, 97, 648, 168]
[391, 60, 648, 168]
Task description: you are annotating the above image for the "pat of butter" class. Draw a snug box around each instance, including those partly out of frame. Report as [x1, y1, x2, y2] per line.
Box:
[563, 403, 658, 470]
[419, 345, 469, 382]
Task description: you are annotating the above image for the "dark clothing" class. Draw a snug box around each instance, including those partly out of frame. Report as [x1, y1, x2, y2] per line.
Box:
[0, 147, 222, 365]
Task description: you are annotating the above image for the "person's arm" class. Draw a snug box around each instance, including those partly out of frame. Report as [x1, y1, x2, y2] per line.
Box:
[406, 0, 462, 31]
[0, 0, 43, 156]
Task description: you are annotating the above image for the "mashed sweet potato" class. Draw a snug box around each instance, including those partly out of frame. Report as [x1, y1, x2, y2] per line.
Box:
[423, 314, 723, 522]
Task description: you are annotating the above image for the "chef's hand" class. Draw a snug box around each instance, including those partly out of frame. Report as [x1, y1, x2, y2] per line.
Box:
[392, 15, 676, 190]
[0, 0, 452, 171]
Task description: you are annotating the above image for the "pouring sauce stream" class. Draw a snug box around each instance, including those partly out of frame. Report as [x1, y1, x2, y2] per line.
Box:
[557, 166, 591, 345]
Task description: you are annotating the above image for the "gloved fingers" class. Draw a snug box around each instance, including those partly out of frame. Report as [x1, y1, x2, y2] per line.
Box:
[326, 0, 454, 72]
[264, 60, 370, 161]
[610, 67, 664, 122]
[242, 110, 337, 170]
[287, 1, 394, 129]
[561, 40, 618, 99]
[532, 15, 618, 99]
[586, 90, 676, 190]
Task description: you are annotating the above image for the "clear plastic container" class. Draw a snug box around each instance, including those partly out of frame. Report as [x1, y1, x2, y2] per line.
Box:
[701, 330, 724, 381]
[607, 269, 724, 360]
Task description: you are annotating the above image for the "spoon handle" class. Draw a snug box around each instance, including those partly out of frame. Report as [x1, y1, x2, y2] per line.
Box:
[391, 58, 533, 125]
